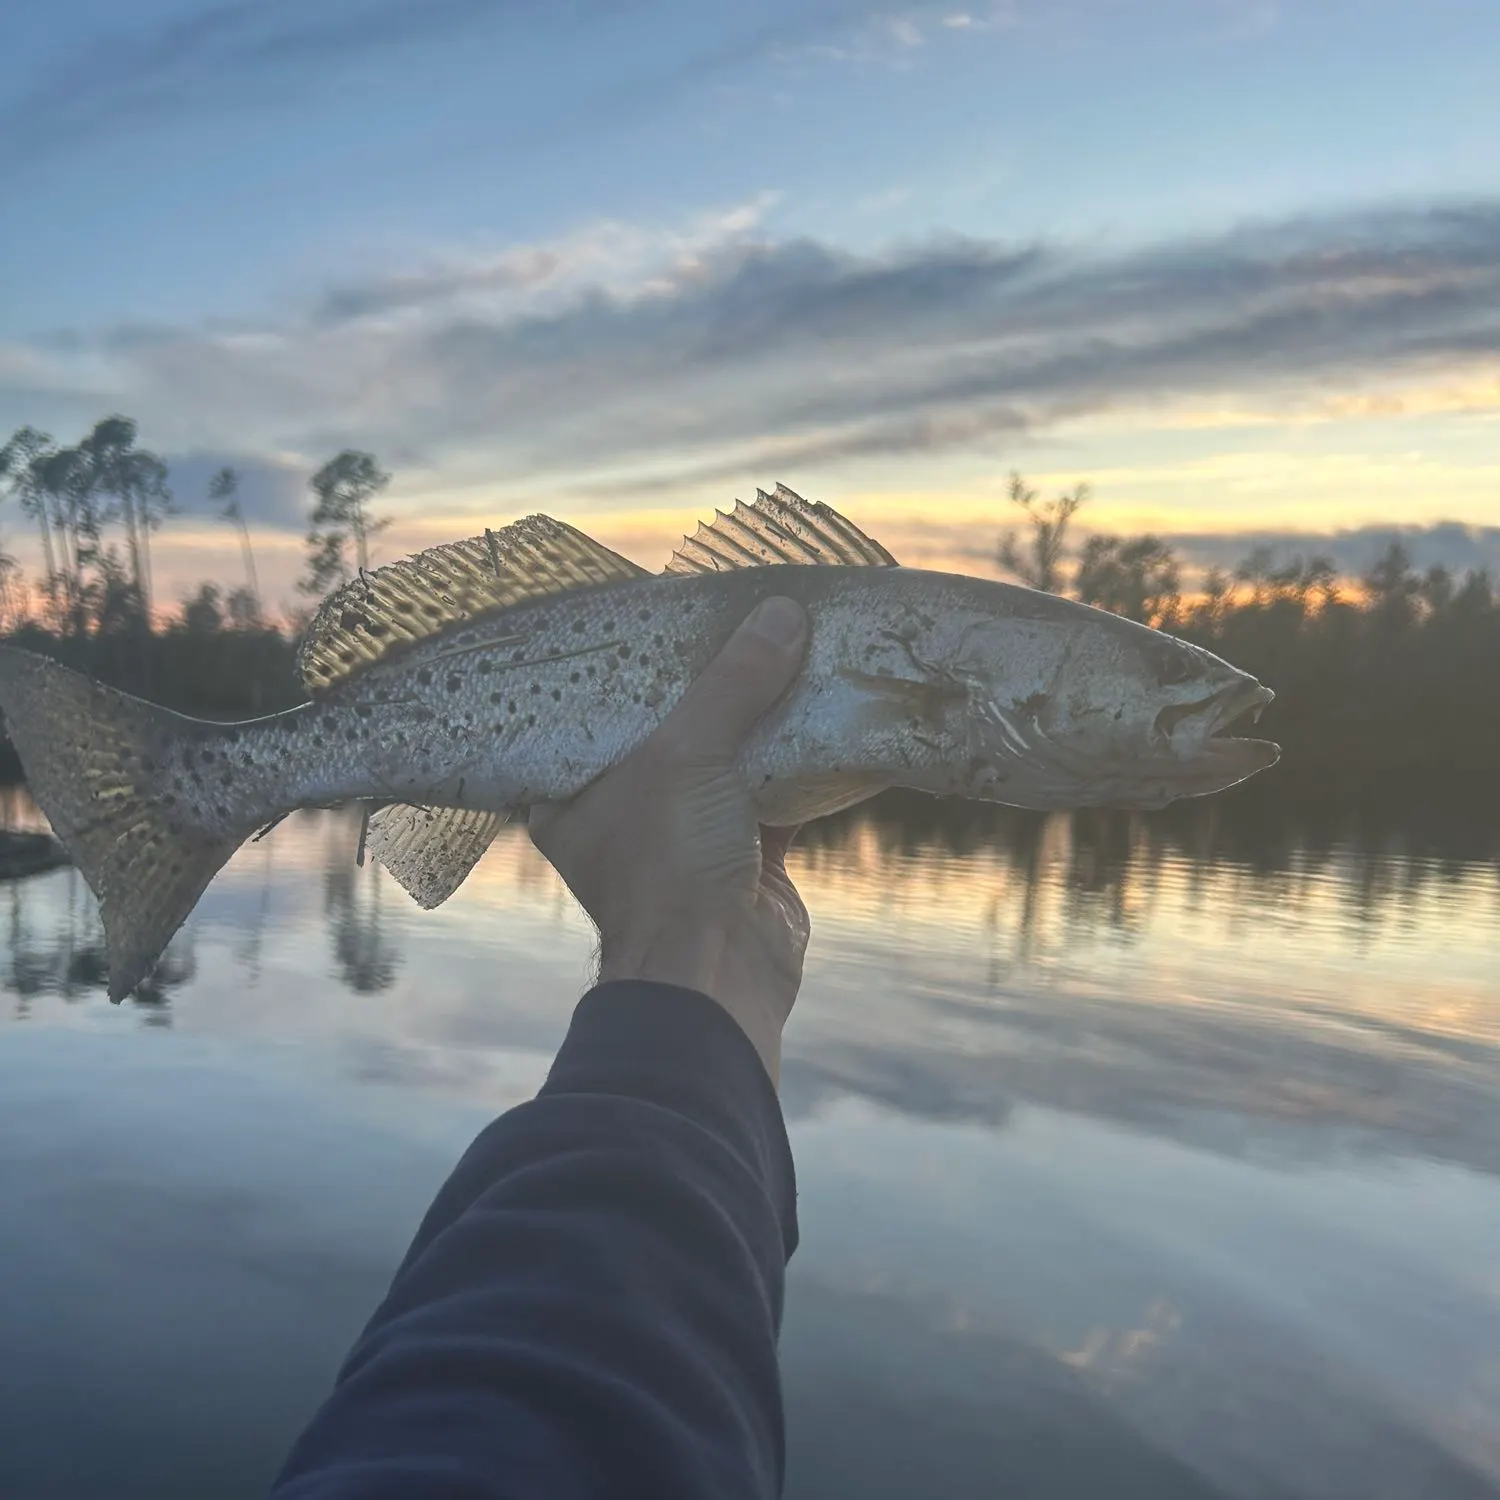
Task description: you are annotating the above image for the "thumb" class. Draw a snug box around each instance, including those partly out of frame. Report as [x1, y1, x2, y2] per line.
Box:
[661, 596, 808, 762]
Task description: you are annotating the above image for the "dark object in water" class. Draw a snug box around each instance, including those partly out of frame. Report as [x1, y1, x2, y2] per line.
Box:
[0, 828, 70, 882]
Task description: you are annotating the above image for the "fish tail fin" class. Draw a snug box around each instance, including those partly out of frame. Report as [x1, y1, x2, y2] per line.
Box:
[0, 646, 253, 1002]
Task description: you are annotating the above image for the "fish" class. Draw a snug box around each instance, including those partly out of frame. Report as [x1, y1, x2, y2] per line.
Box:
[0, 485, 1278, 1001]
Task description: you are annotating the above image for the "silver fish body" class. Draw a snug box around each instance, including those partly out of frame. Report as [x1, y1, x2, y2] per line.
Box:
[0, 489, 1278, 1000]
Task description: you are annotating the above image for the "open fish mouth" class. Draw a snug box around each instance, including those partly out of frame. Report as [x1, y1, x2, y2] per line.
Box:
[1205, 678, 1277, 754]
[1155, 678, 1274, 748]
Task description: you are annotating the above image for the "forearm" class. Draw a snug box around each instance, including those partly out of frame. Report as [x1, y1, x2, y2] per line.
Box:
[271, 982, 799, 1500]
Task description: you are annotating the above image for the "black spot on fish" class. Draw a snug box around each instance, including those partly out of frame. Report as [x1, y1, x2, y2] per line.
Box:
[632, 692, 641, 704]
[638, 607, 650, 621]
[189, 772, 202, 788]
[653, 634, 664, 648]
[586, 665, 596, 679]
[550, 688, 560, 701]
[346, 728, 359, 742]
[617, 644, 632, 659]
[525, 714, 536, 727]
[355, 704, 373, 719]
[513, 649, 526, 662]
[340, 608, 368, 632]
[220, 770, 233, 787]
[1017, 692, 1049, 720]
[446, 674, 463, 692]
[530, 682, 541, 695]
[162, 792, 175, 806]
[323, 716, 336, 732]
[417, 668, 433, 686]
[490, 692, 503, 706]
[312, 736, 323, 749]
[507, 699, 517, 714]
[572, 619, 586, 634]
[570, 671, 581, 684]
[478, 660, 493, 676]
[215, 804, 229, 819]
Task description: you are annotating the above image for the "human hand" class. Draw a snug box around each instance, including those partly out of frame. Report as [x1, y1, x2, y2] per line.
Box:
[528, 596, 810, 1085]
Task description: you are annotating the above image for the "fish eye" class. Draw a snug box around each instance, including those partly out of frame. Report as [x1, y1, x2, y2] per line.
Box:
[1157, 649, 1198, 686]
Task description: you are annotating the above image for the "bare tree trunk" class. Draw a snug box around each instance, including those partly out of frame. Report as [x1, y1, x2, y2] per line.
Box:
[236, 516, 261, 610]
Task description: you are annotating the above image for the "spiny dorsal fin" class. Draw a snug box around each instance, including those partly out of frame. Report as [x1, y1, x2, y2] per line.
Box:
[298, 515, 649, 695]
[664, 485, 899, 576]
[366, 803, 507, 909]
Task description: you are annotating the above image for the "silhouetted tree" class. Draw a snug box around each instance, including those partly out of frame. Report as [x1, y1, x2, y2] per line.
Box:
[1420, 563, 1454, 617]
[181, 582, 224, 636]
[225, 584, 262, 632]
[79, 416, 173, 615]
[212, 465, 261, 621]
[301, 450, 390, 596]
[0, 427, 59, 605]
[1073, 533, 1181, 626]
[996, 472, 1086, 593]
[1364, 541, 1421, 630]
[35, 445, 102, 636]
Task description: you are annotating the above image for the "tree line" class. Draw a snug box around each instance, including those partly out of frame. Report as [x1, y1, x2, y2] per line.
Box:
[997, 475, 1500, 779]
[0, 417, 389, 723]
[1, 418, 1496, 782]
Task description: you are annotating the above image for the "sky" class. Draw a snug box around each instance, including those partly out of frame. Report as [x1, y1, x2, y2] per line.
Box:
[1, 0, 1498, 612]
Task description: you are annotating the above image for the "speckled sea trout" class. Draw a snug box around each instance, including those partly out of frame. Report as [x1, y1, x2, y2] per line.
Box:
[0, 486, 1277, 1000]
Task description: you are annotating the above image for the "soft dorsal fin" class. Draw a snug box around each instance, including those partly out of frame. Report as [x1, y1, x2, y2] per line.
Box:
[366, 803, 507, 909]
[298, 514, 649, 695]
[664, 485, 899, 575]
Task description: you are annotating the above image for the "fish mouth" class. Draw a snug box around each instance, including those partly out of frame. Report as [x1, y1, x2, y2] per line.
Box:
[1144, 677, 1281, 800]
[1156, 678, 1275, 750]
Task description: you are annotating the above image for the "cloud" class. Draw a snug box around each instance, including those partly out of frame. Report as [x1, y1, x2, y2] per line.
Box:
[0, 0, 569, 169]
[161, 453, 310, 529]
[1162, 522, 1500, 580]
[5, 197, 1500, 509]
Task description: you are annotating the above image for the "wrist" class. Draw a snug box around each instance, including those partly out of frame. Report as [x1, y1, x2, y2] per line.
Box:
[596, 927, 727, 998]
[596, 933, 784, 1086]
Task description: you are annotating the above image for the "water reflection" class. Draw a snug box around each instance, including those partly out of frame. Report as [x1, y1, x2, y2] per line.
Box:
[2, 781, 1498, 1498]
[3, 784, 1499, 1176]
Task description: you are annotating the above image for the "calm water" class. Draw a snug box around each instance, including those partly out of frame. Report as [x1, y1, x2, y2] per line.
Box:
[1, 782, 1498, 1499]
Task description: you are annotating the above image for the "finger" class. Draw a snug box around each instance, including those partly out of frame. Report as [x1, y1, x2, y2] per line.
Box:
[659, 596, 808, 763]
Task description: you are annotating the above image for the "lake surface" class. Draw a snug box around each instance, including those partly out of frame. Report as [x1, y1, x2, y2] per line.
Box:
[1, 781, 1498, 1499]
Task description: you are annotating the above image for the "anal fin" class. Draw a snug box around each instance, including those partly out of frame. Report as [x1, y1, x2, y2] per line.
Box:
[367, 804, 508, 909]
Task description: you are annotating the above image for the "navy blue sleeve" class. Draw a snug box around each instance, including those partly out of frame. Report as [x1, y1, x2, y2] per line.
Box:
[270, 980, 799, 1500]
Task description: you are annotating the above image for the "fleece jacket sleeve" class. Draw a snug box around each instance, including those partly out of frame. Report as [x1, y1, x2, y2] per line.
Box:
[269, 979, 799, 1500]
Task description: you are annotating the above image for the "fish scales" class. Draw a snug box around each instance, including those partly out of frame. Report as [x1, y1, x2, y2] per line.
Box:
[0, 486, 1279, 1001]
